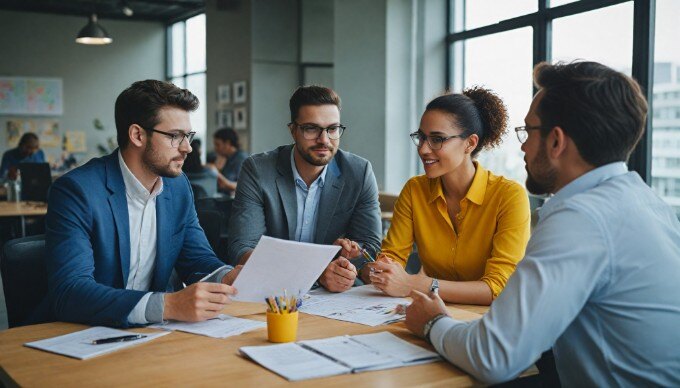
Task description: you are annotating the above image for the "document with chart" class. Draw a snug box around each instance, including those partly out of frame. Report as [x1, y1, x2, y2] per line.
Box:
[299, 285, 408, 326]
[239, 331, 440, 381]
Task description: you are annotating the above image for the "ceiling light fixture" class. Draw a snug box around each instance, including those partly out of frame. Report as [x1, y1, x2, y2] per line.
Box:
[75, 13, 112, 45]
[121, 0, 134, 17]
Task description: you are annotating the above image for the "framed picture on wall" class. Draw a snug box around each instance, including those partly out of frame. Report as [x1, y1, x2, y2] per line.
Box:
[217, 84, 231, 105]
[216, 109, 233, 128]
[234, 107, 247, 130]
[233, 81, 247, 104]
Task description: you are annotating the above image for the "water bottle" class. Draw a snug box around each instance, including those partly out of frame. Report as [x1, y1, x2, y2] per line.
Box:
[14, 177, 21, 202]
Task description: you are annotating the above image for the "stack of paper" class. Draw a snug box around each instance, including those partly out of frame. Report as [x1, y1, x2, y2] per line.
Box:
[24, 327, 169, 360]
[299, 285, 407, 326]
[150, 314, 265, 339]
[240, 331, 440, 381]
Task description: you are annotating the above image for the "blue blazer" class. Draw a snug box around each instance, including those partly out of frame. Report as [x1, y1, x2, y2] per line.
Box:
[39, 151, 225, 327]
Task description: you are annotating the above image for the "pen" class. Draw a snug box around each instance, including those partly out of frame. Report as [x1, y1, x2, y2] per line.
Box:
[91, 334, 146, 345]
[361, 248, 376, 262]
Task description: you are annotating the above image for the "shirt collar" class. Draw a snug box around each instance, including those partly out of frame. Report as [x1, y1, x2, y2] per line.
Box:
[290, 147, 327, 189]
[539, 161, 628, 217]
[117, 150, 164, 201]
[427, 161, 488, 205]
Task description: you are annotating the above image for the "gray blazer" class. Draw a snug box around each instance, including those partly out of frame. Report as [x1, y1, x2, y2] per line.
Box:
[227, 144, 382, 265]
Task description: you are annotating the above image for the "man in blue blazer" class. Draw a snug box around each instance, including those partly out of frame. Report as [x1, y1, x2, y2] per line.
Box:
[227, 86, 382, 292]
[41, 80, 241, 327]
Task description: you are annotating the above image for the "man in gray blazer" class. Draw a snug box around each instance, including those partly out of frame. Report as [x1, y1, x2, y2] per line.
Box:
[227, 85, 382, 292]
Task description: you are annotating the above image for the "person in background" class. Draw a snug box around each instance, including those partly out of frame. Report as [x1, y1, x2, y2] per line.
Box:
[227, 85, 382, 292]
[0, 132, 46, 180]
[404, 61, 680, 386]
[213, 128, 248, 197]
[365, 88, 530, 305]
[182, 139, 219, 198]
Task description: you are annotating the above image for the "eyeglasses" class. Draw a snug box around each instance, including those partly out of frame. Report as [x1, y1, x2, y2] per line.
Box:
[514, 125, 550, 144]
[290, 122, 346, 140]
[409, 131, 466, 150]
[142, 127, 196, 148]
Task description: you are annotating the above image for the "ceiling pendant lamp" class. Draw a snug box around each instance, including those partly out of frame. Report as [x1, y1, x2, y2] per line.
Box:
[76, 14, 112, 45]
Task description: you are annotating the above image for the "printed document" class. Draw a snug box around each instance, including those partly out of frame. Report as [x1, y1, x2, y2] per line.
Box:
[300, 285, 407, 326]
[24, 327, 169, 360]
[150, 314, 265, 338]
[232, 236, 340, 302]
[240, 331, 440, 381]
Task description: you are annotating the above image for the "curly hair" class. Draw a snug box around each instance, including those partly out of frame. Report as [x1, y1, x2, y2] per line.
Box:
[425, 86, 508, 158]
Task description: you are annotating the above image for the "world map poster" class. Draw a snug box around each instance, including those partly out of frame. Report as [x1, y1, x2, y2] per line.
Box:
[0, 77, 63, 115]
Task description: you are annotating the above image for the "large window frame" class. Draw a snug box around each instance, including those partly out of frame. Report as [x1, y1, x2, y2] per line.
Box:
[446, 0, 655, 183]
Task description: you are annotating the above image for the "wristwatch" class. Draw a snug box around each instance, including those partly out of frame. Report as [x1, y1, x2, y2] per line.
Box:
[423, 313, 448, 344]
[429, 278, 439, 294]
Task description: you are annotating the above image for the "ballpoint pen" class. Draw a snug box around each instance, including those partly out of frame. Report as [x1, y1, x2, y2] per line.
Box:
[361, 248, 376, 262]
[91, 334, 146, 345]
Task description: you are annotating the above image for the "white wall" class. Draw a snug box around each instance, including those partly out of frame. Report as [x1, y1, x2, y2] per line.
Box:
[0, 10, 165, 163]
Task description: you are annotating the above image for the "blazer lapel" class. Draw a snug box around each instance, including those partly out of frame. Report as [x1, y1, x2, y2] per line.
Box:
[152, 180, 173, 292]
[276, 145, 298, 240]
[315, 159, 343, 244]
[105, 152, 131, 287]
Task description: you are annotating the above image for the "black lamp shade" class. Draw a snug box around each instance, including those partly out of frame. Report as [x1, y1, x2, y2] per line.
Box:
[76, 14, 112, 45]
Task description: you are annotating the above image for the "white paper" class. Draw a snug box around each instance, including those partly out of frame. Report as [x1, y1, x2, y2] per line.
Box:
[350, 332, 440, 364]
[150, 314, 265, 339]
[240, 342, 351, 381]
[300, 285, 407, 326]
[240, 331, 439, 381]
[24, 327, 169, 360]
[299, 335, 399, 371]
[232, 236, 340, 302]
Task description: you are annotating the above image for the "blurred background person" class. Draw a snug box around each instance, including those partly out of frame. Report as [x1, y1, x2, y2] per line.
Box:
[0, 132, 46, 181]
[212, 128, 248, 197]
[182, 139, 219, 198]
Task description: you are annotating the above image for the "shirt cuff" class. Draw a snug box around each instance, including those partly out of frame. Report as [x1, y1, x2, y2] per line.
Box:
[429, 316, 465, 355]
[144, 293, 166, 323]
[212, 265, 233, 283]
[127, 292, 153, 324]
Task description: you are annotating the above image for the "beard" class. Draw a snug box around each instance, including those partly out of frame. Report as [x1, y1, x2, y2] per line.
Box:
[525, 142, 557, 195]
[142, 141, 185, 178]
[296, 142, 336, 166]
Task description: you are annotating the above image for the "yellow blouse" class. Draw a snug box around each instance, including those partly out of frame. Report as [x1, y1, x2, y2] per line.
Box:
[381, 163, 530, 298]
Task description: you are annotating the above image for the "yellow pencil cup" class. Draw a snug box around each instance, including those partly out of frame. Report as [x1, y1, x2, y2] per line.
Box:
[266, 311, 299, 343]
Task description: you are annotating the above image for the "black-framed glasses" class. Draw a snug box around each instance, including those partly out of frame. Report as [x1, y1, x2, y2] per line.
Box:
[514, 125, 549, 144]
[409, 131, 466, 150]
[142, 127, 196, 148]
[290, 122, 346, 140]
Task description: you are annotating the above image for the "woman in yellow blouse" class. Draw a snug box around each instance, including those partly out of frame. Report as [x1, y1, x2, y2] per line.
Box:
[361, 87, 530, 305]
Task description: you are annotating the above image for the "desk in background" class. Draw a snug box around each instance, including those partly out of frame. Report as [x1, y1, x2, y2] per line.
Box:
[0, 201, 47, 237]
[0, 303, 513, 387]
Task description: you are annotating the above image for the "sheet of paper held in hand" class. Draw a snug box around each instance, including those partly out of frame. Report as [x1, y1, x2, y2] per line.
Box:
[299, 285, 408, 326]
[231, 236, 341, 302]
[150, 314, 266, 339]
[24, 327, 169, 360]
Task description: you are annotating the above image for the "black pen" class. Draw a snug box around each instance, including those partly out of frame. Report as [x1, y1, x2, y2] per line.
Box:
[91, 334, 146, 345]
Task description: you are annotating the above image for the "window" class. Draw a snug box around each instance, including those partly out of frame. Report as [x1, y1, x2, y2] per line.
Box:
[448, 0, 657, 211]
[651, 0, 680, 217]
[168, 14, 207, 160]
[461, 28, 534, 185]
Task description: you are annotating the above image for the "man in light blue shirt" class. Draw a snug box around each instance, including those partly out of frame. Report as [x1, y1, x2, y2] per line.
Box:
[404, 61, 680, 386]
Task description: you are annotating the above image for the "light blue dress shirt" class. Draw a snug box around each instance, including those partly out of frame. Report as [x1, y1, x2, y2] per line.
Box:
[291, 148, 327, 243]
[429, 162, 680, 386]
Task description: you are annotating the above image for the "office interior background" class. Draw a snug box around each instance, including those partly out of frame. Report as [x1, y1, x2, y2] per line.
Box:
[0, 0, 678, 329]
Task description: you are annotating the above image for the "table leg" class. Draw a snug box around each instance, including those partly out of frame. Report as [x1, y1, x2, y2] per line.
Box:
[20, 215, 26, 237]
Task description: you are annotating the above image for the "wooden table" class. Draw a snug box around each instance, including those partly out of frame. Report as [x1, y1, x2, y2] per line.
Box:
[0, 302, 500, 387]
[0, 201, 47, 236]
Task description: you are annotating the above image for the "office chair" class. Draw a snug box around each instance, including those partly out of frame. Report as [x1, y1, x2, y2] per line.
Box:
[196, 209, 222, 253]
[0, 234, 47, 328]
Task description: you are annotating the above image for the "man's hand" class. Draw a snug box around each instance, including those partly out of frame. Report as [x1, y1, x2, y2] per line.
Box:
[405, 289, 449, 338]
[369, 255, 426, 297]
[163, 282, 237, 322]
[319, 257, 357, 292]
[238, 250, 254, 265]
[333, 238, 362, 259]
[221, 265, 243, 285]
